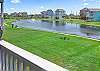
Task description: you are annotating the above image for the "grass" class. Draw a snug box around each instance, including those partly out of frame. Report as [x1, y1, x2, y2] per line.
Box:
[34, 18, 100, 27]
[3, 19, 100, 71]
[65, 19, 100, 27]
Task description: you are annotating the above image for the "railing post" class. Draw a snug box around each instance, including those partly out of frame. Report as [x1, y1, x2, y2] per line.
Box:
[18, 60, 23, 71]
[9, 55, 14, 71]
[30, 65, 34, 71]
[0, 47, 3, 71]
[23, 63, 30, 71]
[5, 53, 9, 71]
[2, 49, 6, 71]
[7, 53, 10, 71]
[13, 57, 18, 71]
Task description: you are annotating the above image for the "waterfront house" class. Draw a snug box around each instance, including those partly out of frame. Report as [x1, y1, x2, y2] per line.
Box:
[10, 12, 28, 17]
[80, 8, 100, 21]
[47, 9, 54, 19]
[55, 9, 66, 19]
[41, 11, 48, 18]
[10, 12, 18, 17]
[18, 12, 28, 17]
[0, 13, 9, 17]
[21, 12, 28, 17]
[41, 9, 54, 19]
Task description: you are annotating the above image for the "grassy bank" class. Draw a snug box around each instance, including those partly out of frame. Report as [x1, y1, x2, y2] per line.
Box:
[3, 19, 100, 71]
[34, 18, 100, 27]
[65, 19, 100, 27]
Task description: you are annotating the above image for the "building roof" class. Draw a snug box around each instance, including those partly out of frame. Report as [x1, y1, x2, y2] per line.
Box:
[81, 8, 100, 12]
[88, 8, 100, 11]
[47, 9, 53, 12]
[55, 9, 65, 12]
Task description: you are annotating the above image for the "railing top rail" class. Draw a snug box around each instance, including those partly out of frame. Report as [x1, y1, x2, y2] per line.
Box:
[0, 40, 69, 71]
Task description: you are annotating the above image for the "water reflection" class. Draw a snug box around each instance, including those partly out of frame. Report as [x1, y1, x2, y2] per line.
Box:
[13, 20, 100, 40]
[80, 24, 100, 38]
[41, 20, 66, 26]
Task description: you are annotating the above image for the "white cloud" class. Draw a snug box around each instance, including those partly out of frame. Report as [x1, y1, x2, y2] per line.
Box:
[83, 0, 87, 2]
[83, 3, 89, 6]
[83, 0, 95, 2]
[10, 8, 15, 10]
[40, 6, 44, 9]
[11, 0, 21, 4]
[89, 0, 95, 1]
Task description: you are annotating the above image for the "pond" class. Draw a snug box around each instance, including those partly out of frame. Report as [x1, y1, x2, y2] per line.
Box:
[12, 20, 100, 40]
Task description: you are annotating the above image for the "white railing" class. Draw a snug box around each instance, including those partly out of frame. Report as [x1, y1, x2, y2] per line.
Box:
[0, 40, 68, 71]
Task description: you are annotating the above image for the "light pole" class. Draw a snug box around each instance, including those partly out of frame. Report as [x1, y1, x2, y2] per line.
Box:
[0, 0, 4, 39]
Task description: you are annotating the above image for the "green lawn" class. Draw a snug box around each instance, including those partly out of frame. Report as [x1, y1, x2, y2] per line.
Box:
[3, 19, 100, 71]
[65, 19, 100, 27]
[33, 18, 100, 26]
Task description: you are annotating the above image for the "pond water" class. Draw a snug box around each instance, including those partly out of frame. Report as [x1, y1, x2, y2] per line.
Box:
[12, 20, 100, 40]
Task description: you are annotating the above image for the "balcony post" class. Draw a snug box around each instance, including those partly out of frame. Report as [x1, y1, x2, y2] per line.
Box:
[13, 57, 18, 71]
[9, 55, 14, 71]
[5, 53, 9, 71]
[0, 47, 3, 71]
[23, 63, 29, 71]
[2, 49, 6, 71]
[18, 61, 23, 71]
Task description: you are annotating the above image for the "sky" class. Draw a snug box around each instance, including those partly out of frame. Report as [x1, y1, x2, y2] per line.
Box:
[3, 0, 100, 15]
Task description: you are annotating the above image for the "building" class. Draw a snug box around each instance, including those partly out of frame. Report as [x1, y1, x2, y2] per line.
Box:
[10, 12, 28, 17]
[0, 13, 9, 17]
[17, 12, 28, 17]
[21, 12, 28, 17]
[33, 14, 42, 18]
[4, 13, 9, 17]
[41, 9, 66, 19]
[80, 8, 100, 21]
[55, 9, 66, 19]
[41, 9, 54, 18]
[41, 11, 48, 18]
[47, 9, 54, 19]
[10, 12, 18, 17]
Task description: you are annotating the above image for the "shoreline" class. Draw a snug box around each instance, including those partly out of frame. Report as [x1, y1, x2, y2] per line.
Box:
[31, 19, 100, 27]
[46, 31, 100, 42]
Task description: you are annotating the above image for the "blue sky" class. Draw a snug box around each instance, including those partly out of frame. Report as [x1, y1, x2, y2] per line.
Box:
[4, 0, 100, 14]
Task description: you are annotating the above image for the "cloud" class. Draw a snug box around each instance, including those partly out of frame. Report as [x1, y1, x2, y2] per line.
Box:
[10, 8, 15, 10]
[83, 3, 89, 6]
[11, 0, 21, 4]
[83, 0, 87, 2]
[40, 6, 44, 9]
[83, 0, 95, 2]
